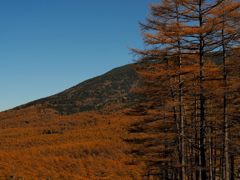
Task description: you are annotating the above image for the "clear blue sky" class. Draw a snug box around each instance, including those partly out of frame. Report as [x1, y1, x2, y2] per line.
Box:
[0, 0, 159, 112]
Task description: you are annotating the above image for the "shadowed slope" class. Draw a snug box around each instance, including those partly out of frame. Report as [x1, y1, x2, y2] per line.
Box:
[14, 64, 140, 115]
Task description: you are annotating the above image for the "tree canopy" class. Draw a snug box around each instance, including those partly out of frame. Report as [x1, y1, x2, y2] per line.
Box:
[130, 0, 240, 179]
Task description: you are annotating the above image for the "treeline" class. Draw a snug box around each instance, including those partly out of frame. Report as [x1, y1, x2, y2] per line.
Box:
[129, 0, 240, 179]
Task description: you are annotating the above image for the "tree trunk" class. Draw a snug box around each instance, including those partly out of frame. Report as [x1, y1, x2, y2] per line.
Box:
[222, 27, 230, 180]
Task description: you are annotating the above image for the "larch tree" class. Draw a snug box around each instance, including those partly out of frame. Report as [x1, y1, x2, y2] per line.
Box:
[129, 0, 240, 179]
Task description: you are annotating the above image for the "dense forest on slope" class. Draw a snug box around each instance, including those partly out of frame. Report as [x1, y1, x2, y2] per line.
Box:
[0, 56, 234, 180]
[0, 106, 144, 180]
[0, 52, 228, 180]
[0, 0, 239, 179]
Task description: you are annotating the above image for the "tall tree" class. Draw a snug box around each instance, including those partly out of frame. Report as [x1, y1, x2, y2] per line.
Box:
[129, 0, 240, 179]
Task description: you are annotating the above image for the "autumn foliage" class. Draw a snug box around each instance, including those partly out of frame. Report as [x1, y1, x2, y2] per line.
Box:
[0, 105, 144, 180]
[129, 0, 240, 179]
[0, 0, 240, 180]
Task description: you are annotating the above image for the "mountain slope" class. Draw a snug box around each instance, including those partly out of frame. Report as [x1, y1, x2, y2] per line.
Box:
[14, 64, 140, 115]
[0, 106, 143, 180]
[13, 53, 224, 115]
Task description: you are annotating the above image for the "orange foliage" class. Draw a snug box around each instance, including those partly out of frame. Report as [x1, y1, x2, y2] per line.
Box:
[0, 106, 144, 180]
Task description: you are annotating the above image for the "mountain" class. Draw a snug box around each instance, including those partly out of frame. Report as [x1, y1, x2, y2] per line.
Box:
[12, 52, 225, 115]
[14, 64, 140, 115]
[0, 54, 227, 179]
[0, 64, 144, 180]
[0, 100, 143, 180]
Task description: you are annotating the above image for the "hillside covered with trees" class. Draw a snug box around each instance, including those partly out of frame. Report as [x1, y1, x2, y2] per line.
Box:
[0, 106, 144, 180]
[0, 0, 239, 180]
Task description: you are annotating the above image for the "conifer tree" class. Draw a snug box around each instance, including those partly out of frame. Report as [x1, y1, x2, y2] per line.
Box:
[130, 0, 240, 179]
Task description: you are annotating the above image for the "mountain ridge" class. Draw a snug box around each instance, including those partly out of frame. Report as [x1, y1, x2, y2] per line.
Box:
[13, 64, 140, 115]
[10, 52, 224, 115]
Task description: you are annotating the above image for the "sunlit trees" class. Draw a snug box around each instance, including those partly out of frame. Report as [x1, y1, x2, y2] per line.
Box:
[130, 0, 240, 179]
[0, 106, 143, 180]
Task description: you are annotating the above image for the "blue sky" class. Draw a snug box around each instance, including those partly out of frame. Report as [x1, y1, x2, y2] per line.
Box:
[0, 0, 159, 112]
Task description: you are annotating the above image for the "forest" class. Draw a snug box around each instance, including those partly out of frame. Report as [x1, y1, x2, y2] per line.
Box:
[129, 0, 240, 179]
[0, 106, 144, 179]
[0, 0, 240, 179]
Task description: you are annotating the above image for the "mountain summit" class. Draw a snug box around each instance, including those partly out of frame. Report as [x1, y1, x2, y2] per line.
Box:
[14, 64, 140, 115]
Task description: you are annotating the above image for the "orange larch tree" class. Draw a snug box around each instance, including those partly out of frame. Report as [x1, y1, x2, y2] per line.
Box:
[129, 0, 240, 179]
